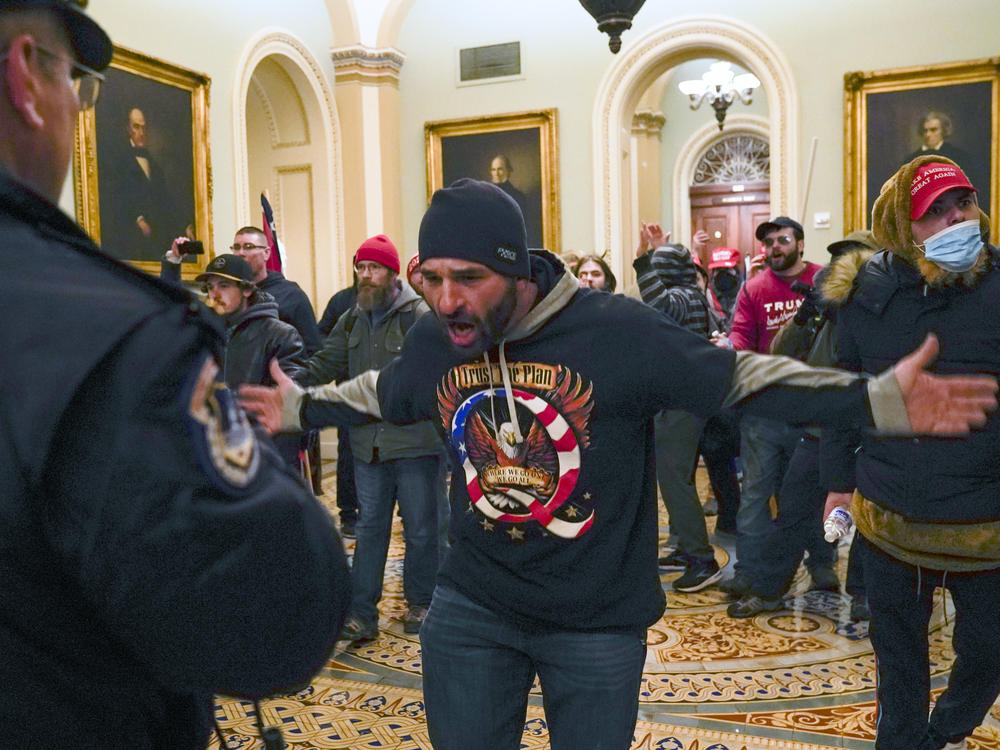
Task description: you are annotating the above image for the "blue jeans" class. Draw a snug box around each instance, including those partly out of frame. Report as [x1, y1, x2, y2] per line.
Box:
[420, 586, 647, 750]
[351, 454, 440, 623]
[734, 416, 800, 576]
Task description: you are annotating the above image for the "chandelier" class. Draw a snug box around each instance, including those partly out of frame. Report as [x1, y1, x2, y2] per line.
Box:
[578, 0, 647, 54]
[678, 61, 760, 130]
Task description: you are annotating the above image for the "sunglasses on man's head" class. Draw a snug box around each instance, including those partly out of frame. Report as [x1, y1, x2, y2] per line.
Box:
[762, 235, 795, 248]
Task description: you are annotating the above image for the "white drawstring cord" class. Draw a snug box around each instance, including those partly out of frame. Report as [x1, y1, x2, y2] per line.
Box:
[498, 342, 523, 445]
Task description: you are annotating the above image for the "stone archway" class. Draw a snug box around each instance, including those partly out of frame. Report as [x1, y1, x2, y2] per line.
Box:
[233, 29, 346, 310]
[593, 16, 798, 282]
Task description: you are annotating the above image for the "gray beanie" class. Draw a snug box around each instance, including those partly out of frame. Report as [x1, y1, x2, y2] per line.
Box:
[418, 179, 530, 278]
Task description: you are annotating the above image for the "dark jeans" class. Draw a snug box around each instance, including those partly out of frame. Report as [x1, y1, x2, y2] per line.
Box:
[747, 435, 835, 599]
[351, 454, 440, 622]
[845, 532, 865, 599]
[420, 586, 647, 750]
[735, 416, 800, 576]
[335, 428, 358, 523]
[860, 535, 1000, 749]
[698, 410, 741, 532]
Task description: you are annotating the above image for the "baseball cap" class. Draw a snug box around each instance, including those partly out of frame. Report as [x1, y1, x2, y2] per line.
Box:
[195, 254, 255, 285]
[1, 0, 113, 70]
[755, 216, 803, 241]
[826, 230, 878, 257]
[909, 162, 976, 220]
[708, 247, 741, 269]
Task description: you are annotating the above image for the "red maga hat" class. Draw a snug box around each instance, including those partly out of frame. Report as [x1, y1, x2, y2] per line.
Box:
[708, 247, 741, 269]
[909, 162, 976, 220]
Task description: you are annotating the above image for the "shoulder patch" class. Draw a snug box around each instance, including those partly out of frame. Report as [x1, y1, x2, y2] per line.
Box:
[185, 355, 260, 490]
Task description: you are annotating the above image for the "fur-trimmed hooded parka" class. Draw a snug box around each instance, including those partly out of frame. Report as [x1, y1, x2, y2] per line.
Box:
[828, 157, 1000, 571]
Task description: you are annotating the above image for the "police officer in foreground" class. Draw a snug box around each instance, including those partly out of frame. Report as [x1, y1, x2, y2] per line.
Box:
[0, 2, 350, 747]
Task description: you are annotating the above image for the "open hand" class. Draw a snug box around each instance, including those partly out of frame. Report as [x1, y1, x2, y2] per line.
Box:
[692, 229, 710, 253]
[637, 222, 670, 258]
[895, 334, 998, 435]
[239, 359, 293, 434]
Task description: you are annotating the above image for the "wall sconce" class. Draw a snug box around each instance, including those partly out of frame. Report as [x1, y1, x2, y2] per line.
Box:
[678, 61, 760, 130]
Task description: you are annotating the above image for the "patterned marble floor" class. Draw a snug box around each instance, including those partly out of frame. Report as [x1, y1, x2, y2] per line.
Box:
[208, 466, 1000, 750]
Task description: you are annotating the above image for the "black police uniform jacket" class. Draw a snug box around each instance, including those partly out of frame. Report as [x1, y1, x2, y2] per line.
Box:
[0, 170, 350, 749]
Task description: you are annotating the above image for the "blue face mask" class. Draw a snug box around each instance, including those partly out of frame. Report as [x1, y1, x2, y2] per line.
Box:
[917, 219, 984, 273]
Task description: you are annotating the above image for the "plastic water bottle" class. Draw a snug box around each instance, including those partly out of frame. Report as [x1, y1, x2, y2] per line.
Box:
[823, 507, 853, 542]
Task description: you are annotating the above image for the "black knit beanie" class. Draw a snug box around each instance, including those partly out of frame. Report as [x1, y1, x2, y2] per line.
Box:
[418, 178, 530, 278]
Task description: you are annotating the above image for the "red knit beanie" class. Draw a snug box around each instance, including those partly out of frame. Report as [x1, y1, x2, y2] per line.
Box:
[354, 234, 400, 273]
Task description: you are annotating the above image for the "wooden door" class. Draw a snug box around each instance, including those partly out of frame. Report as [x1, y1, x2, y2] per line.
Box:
[690, 181, 770, 270]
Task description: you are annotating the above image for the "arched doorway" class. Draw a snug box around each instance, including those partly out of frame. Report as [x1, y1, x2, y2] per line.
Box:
[233, 31, 345, 312]
[593, 16, 798, 284]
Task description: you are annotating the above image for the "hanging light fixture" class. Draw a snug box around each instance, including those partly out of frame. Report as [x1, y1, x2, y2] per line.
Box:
[678, 61, 761, 130]
[578, 0, 647, 54]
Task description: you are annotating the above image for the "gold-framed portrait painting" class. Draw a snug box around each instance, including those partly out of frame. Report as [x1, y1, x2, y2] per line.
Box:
[74, 46, 212, 277]
[425, 109, 560, 252]
[844, 57, 999, 241]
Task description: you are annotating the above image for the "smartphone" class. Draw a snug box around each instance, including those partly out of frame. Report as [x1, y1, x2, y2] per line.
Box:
[181, 239, 204, 255]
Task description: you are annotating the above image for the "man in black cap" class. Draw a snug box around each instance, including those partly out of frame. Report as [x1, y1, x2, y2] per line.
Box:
[241, 179, 997, 750]
[715, 215, 840, 613]
[0, 3, 349, 747]
[727, 229, 879, 619]
[194, 253, 307, 390]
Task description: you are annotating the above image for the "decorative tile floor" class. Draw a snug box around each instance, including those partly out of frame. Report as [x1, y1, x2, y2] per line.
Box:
[207, 467, 1000, 749]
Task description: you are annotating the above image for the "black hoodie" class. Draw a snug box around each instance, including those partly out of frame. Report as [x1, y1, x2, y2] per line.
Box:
[297, 251, 918, 631]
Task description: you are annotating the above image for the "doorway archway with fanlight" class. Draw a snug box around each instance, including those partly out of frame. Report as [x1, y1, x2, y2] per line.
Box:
[687, 128, 771, 269]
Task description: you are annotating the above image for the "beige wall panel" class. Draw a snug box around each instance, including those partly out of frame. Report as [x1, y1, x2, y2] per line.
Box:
[277, 166, 317, 307]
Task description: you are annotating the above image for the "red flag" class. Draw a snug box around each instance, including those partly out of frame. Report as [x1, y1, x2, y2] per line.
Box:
[261, 192, 283, 272]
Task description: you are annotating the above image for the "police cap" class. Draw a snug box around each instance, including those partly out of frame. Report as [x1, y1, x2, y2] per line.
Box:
[0, 0, 112, 70]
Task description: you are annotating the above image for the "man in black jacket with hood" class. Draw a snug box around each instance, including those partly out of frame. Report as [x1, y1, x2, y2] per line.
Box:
[197, 253, 307, 470]
[196, 253, 306, 388]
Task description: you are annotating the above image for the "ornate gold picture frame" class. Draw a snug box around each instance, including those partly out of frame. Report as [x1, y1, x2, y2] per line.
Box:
[425, 109, 560, 252]
[844, 57, 999, 242]
[74, 46, 212, 277]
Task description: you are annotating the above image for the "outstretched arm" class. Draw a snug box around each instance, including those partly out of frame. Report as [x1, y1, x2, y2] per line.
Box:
[240, 359, 379, 434]
[726, 334, 997, 437]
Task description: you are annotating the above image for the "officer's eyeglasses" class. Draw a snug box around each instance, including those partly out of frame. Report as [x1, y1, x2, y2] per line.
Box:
[762, 235, 795, 248]
[0, 45, 104, 110]
[230, 243, 268, 252]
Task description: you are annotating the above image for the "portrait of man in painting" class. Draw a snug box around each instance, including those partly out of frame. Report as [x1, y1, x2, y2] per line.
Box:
[441, 128, 544, 247]
[865, 81, 991, 223]
[94, 67, 195, 263]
